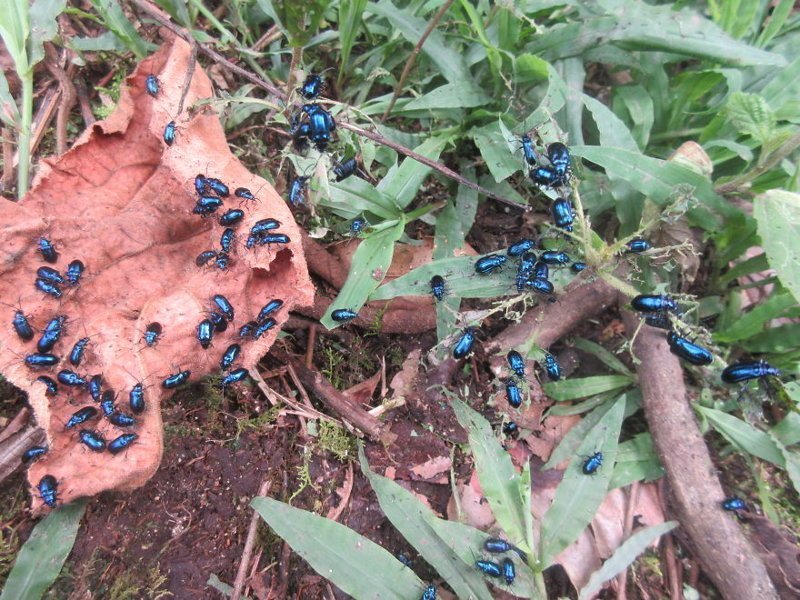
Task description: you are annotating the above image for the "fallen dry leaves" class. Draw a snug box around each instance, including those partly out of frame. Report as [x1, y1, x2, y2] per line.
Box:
[0, 38, 313, 510]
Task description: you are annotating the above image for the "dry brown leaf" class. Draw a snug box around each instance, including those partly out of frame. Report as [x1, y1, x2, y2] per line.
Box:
[409, 455, 452, 482]
[1, 39, 313, 510]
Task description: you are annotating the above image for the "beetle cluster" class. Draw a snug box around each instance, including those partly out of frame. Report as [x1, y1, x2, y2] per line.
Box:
[473, 537, 528, 588]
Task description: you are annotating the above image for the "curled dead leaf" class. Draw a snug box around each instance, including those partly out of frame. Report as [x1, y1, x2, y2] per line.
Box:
[0, 39, 313, 510]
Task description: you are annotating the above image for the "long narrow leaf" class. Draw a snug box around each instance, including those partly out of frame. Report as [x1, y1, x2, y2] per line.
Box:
[252, 496, 425, 600]
[358, 448, 494, 600]
[539, 397, 626, 567]
[378, 137, 447, 209]
[578, 521, 678, 600]
[543, 375, 633, 402]
[451, 397, 530, 555]
[754, 190, 800, 303]
[1, 499, 87, 600]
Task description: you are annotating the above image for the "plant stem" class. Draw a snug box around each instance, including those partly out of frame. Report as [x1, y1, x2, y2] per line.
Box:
[714, 130, 800, 194]
[17, 72, 33, 197]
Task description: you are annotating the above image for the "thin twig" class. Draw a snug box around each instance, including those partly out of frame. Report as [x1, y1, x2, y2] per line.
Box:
[381, 0, 455, 121]
[43, 43, 76, 155]
[176, 41, 198, 116]
[130, 0, 525, 210]
[231, 479, 272, 600]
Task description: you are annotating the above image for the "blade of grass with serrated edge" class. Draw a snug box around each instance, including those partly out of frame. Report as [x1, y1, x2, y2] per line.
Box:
[451, 396, 530, 555]
[1, 499, 87, 600]
[539, 397, 625, 567]
[251, 496, 424, 600]
[578, 521, 677, 600]
[357, 447, 494, 600]
[543, 375, 633, 402]
[337, 0, 368, 88]
[378, 137, 447, 209]
[322, 219, 405, 329]
[713, 292, 796, 343]
[570, 338, 632, 376]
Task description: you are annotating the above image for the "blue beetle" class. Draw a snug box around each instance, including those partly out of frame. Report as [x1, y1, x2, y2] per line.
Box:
[212, 294, 235, 321]
[88, 374, 102, 401]
[25, 353, 59, 368]
[12, 309, 34, 341]
[544, 352, 561, 381]
[163, 120, 176, 145]
[453, 327, 477, 359]
[219, 209, 245, 227]
[331, 309, 358, 323]
[533, 260, 549, 281]
[196, 250, 218, 267]
[721, 360, 780, 384]
[204, 177, 229, 198]
[530, 166, 565, 188]
[722, 497, 747, 511]
[430, 275, 446, 301]
[299, 73, 324, 100]
[350, 217, 366, 235]
[667, 332, 713, 366]
[582, 451, 603, 475]
[36, 375, 58, 396]
[501, 557, 516, 585]
[631, 294, 678, 313]
[220, 367, 249, 388]
[38, 474, 58, 507]
[540, 251, 570, 265]
[475, 560, 502, 578]
[551, 198, 574, 232]
[253, 318, 277, 339]
[250, 218, 281, 236]
[78, 430, 106, 452]
[66, 260, 85, 286]
[58, 369, 87, 387]
[129, 383, 145, 414]
[234, 187, 256, 203]
[333, 158, 358, 182]
[484, 537, 528, 561]
[475, 254, 507, 275]
[420, 584, 436, 600]
[547, 142, 570, 177]
[193, 196, 223, 216]
[507, 350, 526, 377]
[257, 299, 284, 323]
[220, 343, 241, 371]
[520, 134, 538, 166]
[65, 406, 98, 429]
[22, 445, 48, 463]
[197, 319, 213, 349]
[220, 228, 235, 254]
[502, 421, 519, 437]
[108, 411, 136, 427]
[288, 176, 309, 206]
[571, 261, 587, 273]
[38, 237, 59, 263]
[108, 433, 138, 455]
[162, 370, 191, 389]
[507, 239, 535, 257]
[625, 238, 652, 254]
[37, 266, 65, 285]
[525, 278, 554, 295]
[69, 337, 90, 366]
[143, 322, 162, 347]
[145, 74, 159, 96]
[505, 378, 522, 408]
[35, 278, 62, 299]
[37, 315, 66, 353]
[515, 252, 537, 292]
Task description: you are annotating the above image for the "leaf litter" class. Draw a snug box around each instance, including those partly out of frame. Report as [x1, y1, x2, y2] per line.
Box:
[0, 38, 313, 510]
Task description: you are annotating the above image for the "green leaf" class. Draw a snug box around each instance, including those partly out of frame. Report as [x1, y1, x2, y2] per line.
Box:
[543, 375, 633, 402]
[612, 85, 654, 149]
[358, 447, 494, 600]
[609, 433, 665, 489]
[540, 396, 625, 567]
[367, 0, 470, 85]
[718, 252, 769, 286]
[69, 31, 125, 53]
[725, 92, 776, 144]
[324, 177, 401, 220]
[695, 405, 785, 465]
[451, 397, 530, 555]
[529, 5, 785, 67]
[713, 291, 796, 343]
[761, 53, 800, 112]
[472, 121, 521, 183]
[28, 0, 65, 66]
[571, 145, 735, 230]
[515, 53, 550, 84]
[578, 522, 678, 600]
[322, 219, 405, 329]
[754, 190, 800, 303]
[337, 0, 368, 88]
[745, 323, 800, 354]
[87, 0, 152, 58]
[518, 66, 567, 135]
[570, 338, 632, 376]
[251, 496, 424, 599]
[378, 137, 447, 209]
[1, 499, 87, 600]
[755, 0, 794, 48]
[0, 69, 20, 127]
[404, 82, 490, 111]
[0, 0, 30, 73]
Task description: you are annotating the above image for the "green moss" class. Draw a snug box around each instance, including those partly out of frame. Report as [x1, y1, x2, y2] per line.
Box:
[317, 420, 356, 462]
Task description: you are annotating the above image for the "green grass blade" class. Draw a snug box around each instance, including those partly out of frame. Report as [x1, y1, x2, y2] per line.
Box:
[324, 177, 402, 220]
[0, 0, 29, 72]
[322, 219, 405, 329]
[337, 0, 368, 88]
[251, 496, 424, 600]
[543, 375, 633, 402]
[544, 396, 617, 470]
[404, 82, 490, 110]
[451, 397, 531, 556]
[612, 85, 654, 149]
[755, 0, 793, 48]
[472, 121, 521, 183]
[695, 405, 785, 465]
[0, 70, 20, 127]
[87, 0, 152, 58]
[358, 447, 494, 600]
[570, 338, 632, 376]
[713, 291, 796, 342]
[744, 323, 800, 354]
[378, 137, 447, 209]
[1, 499, 87, 600]
[578, 521, 678, 600]
[28, 0, 66, 67]
[539, 396, 625, 567]
[754, 190, 800, 303]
